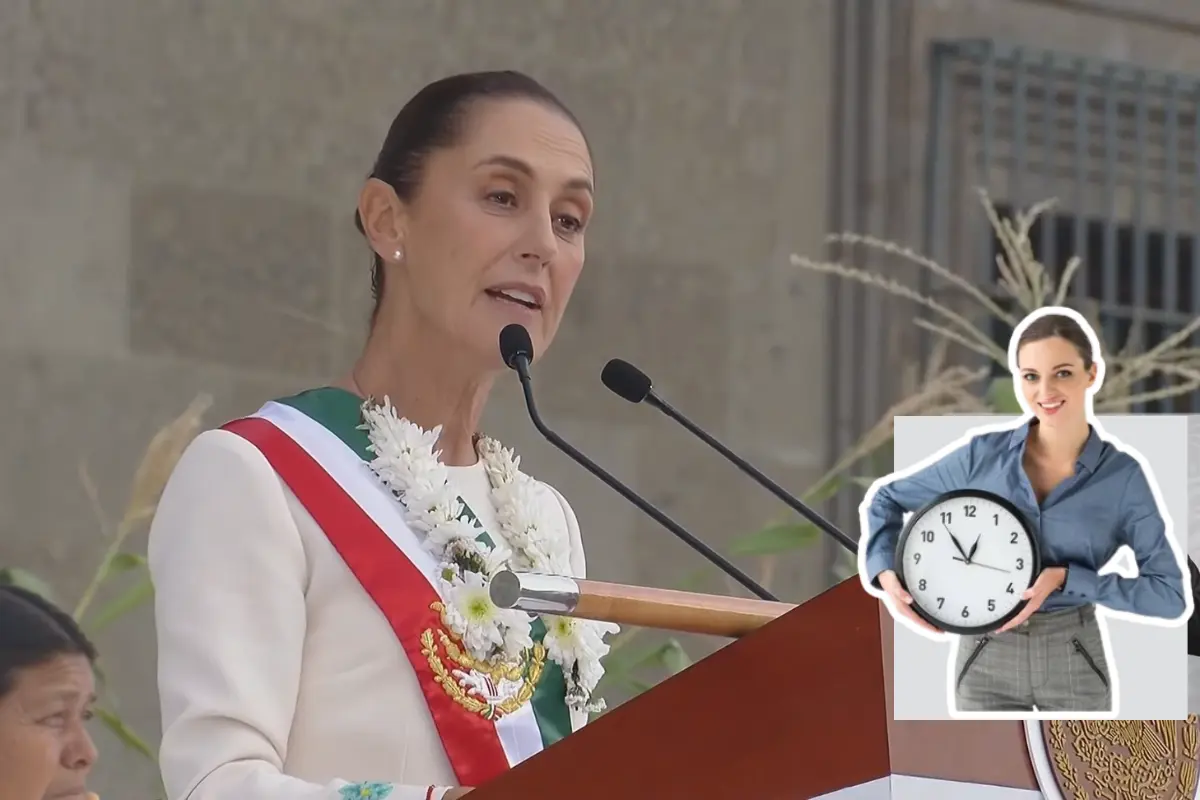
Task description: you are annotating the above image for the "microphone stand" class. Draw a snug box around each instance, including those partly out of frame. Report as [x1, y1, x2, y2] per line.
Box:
[645, 392, 858, 554]
[507, 351, 779, 603]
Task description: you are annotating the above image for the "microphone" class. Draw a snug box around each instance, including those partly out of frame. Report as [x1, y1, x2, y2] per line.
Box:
[498, 325, 778, 602]
[601, 358, 858, 554]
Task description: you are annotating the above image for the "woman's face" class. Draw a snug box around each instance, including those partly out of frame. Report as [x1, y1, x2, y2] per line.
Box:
[1016, 335, 1096, 429]
[0, 654, 97, 800]
[374, 97, 594, 369]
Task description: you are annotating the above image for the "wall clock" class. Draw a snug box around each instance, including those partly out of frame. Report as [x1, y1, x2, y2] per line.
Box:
[895, 488, 1041, 635]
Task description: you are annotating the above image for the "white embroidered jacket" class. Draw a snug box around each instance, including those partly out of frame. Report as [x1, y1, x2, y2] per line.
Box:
[148, 428, 589, 800]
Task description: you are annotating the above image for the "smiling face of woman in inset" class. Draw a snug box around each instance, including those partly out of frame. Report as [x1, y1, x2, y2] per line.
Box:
[1014, 315, 1097, 431]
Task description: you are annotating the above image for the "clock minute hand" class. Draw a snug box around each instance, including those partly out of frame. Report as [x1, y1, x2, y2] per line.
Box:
[952, 556, 1009, 574]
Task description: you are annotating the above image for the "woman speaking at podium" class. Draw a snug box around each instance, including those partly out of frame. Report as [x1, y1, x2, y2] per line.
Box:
[148, 71, 617, 800]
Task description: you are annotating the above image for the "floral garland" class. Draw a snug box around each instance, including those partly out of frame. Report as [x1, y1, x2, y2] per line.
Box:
[361, 398, 618, 713]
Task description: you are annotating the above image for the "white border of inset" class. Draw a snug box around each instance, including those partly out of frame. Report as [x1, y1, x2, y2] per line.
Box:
[857, 306, 1192, 722]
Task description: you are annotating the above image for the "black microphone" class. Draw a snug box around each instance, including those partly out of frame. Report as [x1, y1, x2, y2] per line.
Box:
[498, 324, 778, 602]
[601, 358, 858, 554]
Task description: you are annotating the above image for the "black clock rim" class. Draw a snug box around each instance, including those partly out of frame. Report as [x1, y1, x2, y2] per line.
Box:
[893, 488, 1043, 636]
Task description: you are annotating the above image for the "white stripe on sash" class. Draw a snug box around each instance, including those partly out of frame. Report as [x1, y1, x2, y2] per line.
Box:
[252, 401, 546, 766]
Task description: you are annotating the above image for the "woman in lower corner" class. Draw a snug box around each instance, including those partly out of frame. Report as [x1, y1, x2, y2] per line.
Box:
[860, 309, 1187, 713]
[0, 585, 100, 800]
[148, 71, 617, 800]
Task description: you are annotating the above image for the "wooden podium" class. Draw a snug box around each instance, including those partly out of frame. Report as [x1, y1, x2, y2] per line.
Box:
[472, 577, 1041, 799]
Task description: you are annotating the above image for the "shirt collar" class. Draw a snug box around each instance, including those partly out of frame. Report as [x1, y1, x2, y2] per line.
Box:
[1007, 417, 1104, 472]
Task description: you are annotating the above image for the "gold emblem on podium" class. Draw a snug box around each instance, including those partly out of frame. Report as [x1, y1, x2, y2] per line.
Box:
[1038, 717, 1199, 799]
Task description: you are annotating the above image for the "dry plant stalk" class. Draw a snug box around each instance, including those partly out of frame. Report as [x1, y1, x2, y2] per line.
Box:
[74, 394, 213, 621]
[790, 189, 1200, 413]
[758, 191, 1200, 591]
[755, 340, 990, 589]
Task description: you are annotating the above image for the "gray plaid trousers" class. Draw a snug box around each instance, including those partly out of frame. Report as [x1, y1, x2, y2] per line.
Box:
[952, 605, 1112, 712]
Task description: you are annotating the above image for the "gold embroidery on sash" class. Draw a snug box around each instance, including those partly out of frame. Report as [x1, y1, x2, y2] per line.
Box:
[420, 602, 545, 720]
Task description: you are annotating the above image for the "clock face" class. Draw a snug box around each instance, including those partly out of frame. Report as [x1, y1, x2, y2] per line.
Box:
[897, 491, 1039, 633]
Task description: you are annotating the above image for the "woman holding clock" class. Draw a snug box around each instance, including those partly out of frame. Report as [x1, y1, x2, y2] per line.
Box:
[860, 310, 1188, 713]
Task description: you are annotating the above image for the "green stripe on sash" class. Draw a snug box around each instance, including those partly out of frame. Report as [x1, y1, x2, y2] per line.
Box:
[278, 388, 373, 459]
[526, 618, 574, 747]
[275, 387, 572, 748]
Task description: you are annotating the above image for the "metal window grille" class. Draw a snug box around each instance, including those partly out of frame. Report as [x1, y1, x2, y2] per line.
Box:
[923, 39, 1200, 412]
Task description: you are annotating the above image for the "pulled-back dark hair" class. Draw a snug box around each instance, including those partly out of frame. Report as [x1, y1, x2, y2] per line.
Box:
[1016, 313, 1096, 370]
[0, 585, 97, 698]
[354, 70, 586, 323]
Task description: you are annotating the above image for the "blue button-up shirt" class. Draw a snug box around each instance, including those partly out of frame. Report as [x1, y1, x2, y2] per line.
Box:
[862, 419, 1186, 619]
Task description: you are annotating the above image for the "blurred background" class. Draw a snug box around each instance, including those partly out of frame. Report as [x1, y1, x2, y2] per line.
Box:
[1, 1, 1198, 796]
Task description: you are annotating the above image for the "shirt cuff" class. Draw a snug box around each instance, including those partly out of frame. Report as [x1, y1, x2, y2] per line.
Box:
[865, 552, 895, 589]
[1061, 564, 1098, 601]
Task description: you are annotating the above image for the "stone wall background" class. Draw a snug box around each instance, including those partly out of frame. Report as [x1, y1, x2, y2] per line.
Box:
[1, 1, 1197, 796]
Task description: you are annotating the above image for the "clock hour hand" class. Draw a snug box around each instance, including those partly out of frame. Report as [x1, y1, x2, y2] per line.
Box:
[952, 556, 1009, 574]
[967, 535, 980, 561]
[943, 523, 970, 563]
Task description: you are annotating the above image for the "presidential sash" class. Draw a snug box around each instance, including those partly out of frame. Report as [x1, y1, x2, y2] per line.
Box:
[221, 388, 572, 787]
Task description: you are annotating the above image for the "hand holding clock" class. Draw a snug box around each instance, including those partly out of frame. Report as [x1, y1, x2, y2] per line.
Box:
[877, 569, 944, 634]
[890, 489, 1042, 635]
[994, 566, 1067, 632]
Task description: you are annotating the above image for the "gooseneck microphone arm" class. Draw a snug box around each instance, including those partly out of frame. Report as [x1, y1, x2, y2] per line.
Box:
[602, 359, 858, 555]
[499, 326, 778, 602]
[651, 393, 857, 553]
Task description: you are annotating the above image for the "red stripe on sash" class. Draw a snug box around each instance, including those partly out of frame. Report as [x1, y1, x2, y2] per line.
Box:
[222, 416, 511, 787]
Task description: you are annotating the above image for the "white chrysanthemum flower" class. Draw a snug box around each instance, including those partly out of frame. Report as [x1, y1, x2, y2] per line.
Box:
[541, 616, 576, 665]
[441, 571, 507, 660]
[364, 403, 450, 499]
[363, 401, 442, 459]
[369, 455, 446, 501]
[483, 541, 515, 576]
[440, 571, 534, 663]
[404, 485, 459, 533]
[426, 517, 481, 554]
[359, 399, 611, 703]
[437, 536, 489, 579]
[544, 616, 619, 664]
[492, 481, 560, 572]
[542, 615, 619, 710]
[479, 437, 521, 484]
[405, 468, 450, 499]
[499, 612, 535, 662]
